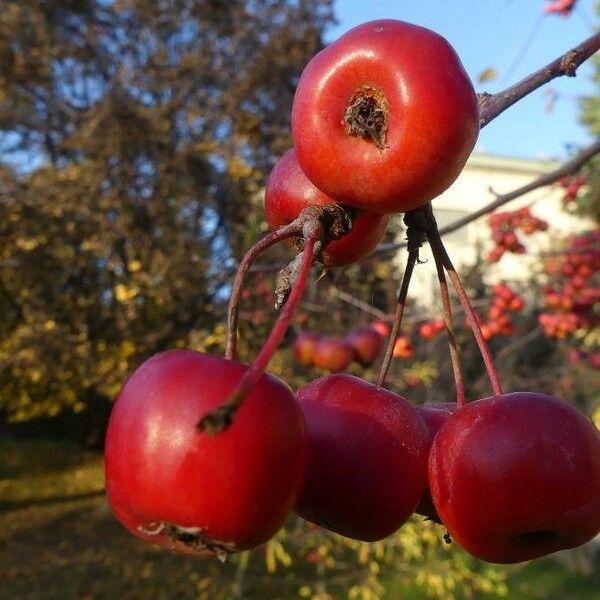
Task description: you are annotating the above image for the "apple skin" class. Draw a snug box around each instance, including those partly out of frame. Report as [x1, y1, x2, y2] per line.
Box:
[105, 350, 306, 556]
[292, 19, 479, 214]
[429, 392, 600, 564]
[295, 374, 430, 541]
[264, 149, 390, 266]
[293, 332, 321, 367]
[414, 402, 457, 522]
[313, 337, 354, 373]
[345, 327, 384, 366]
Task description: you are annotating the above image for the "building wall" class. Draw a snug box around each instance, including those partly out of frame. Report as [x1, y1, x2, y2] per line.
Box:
[396, 152, 591, 306]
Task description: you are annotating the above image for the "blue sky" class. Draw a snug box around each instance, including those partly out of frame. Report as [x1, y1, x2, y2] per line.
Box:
[327, 0, 598, 159]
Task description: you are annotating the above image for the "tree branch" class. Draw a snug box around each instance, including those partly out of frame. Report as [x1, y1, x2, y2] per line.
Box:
[376, 137, 600, 255]
[328, 286, 389, 320]
[478, 32, 600, 127]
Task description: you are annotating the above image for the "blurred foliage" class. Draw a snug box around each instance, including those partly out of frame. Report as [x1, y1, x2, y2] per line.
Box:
[0, 0, 333, 426]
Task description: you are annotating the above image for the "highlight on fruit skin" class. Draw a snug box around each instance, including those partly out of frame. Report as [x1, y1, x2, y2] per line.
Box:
[104, 349, 307, 558]
[428, 391, 600, 564]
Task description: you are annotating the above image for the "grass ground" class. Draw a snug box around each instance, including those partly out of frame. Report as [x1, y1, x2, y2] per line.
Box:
[1, 438, 599, 600]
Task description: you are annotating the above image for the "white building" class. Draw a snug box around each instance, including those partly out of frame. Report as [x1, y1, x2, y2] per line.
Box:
[401, 152, 591, 304]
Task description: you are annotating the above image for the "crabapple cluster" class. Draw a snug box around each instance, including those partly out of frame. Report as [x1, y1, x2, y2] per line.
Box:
[479, 283, 525, 341]
[559, 173, 587, 206]
[418, 318, 446, 340]
[264, 18, 479, 261]
[539, 229, 600, 344]
[293, 323, 391, 372]
[487, 207, 548, 263]
[104, 19, 600, 568]
[294, 333, 353, 373]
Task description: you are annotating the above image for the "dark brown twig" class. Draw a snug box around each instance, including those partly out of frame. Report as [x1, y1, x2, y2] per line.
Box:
[376, 137, 600, 255]
[225, 204, 354, 360]
[376, 209, 429, 387]
[478, 32, 600, 127]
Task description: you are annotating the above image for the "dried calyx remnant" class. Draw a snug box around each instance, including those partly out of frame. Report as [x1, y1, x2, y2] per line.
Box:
[344, 86, 389, 149]
[274, 204, 354, 309]
[138, 521, 237, 563]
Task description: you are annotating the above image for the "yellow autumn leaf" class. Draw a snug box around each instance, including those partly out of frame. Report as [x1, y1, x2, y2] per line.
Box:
[128, 260, 142, 272]
[115, 283, 139, 302]
[478, 67, 497, 83]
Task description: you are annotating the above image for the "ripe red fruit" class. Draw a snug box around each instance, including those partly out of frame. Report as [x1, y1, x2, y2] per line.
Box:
[295, 374, 430, 541]
[292, 19, 479, 214]
[429, 392, 600, 564]
[370, 320, 391, 338]
[589, 351, 600, 369]
[480, 323, 493, 341]
[419, 323, 434, 339]
[293, 331, 321, 367]
[345, 327, 384, 366]
[105, 350, 306, 558]
[508, 296, 525, 312]
[393, 335, 414, 359]
[414, 402, 457, 522]
[264, 149, 389, 265]
[313, 337, 353, 373]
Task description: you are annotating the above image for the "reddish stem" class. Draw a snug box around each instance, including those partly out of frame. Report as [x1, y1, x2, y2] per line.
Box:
[428, 230, 503, 397]
[199, 224, 319, 434]
[432, 250, 466, 407]
[225, 222, 301, 361]
[377, 250, 417, 388]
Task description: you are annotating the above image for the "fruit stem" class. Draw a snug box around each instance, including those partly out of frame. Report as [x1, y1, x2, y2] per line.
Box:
[427, 218, 503, 397]
[200, 223, 319, 434]
[225, 223, 306, 361]
[377, 250, 417, 387]
[432, 248, 466, 407]
[225, 204, 355, 361]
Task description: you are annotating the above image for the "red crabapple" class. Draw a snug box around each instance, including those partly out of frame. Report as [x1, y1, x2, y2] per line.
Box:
[105, 350, 306, 558]
[264, 149, 389, 265]
[429, 392, 600, 563]
[292, 19, 479, 214]
[296, 374, 429, 541]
